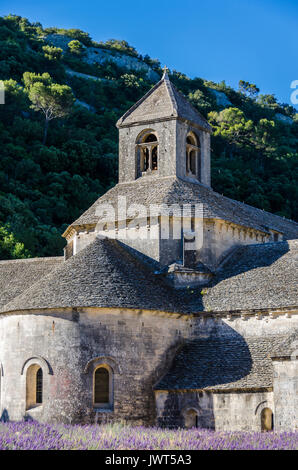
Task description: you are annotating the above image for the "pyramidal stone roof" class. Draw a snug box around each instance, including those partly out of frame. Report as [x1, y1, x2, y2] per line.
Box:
[0, 238, 183, 314]
[65, 176, 298, 239]
[116, 70, 212, 132]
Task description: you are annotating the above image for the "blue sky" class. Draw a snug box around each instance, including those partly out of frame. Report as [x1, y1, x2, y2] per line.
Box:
[1, 0, 298, 107]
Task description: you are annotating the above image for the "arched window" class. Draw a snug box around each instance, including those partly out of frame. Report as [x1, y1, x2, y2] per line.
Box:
[136, 132, 158, 175]
[261, 408, 274, 432]
[26, 365, 43, 410]
[94, 366, 112, 408]
[186, 133, 200, 179]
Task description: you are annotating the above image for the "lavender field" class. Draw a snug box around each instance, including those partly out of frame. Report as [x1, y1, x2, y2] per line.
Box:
[0, 422, 297, 450]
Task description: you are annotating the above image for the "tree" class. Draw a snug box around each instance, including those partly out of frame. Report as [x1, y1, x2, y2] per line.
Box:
[24, 72, 74, 145]
[68, 40, 85, 56]
[101, 39, 138, 57]
[120, 74, 142, 89]
[239, 80, 260, 98]
[188, 89, 214, 116]
[23, 71, 52, 88]
[254, 118, 276, 153]
[208, 107, 254, 149]
[0, 224, 30, 259]
[42, 45, 62, 61]
[257, 94, 278, 108]
[0, 79, 28, 121]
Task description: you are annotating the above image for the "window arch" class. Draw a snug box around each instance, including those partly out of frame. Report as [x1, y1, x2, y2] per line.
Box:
[261, 407, 274, 432]
[26, 364, 43, 410]
[93, 365, 113, 409]
[136, 131, 158, 175]
[186, 132, 200, 179]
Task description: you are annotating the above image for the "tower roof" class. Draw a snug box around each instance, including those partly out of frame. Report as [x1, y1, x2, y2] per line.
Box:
[63, 176, 298, 239]
[116, 71, 212, 132]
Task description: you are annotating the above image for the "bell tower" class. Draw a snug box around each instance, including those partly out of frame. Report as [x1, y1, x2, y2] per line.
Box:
[116, 68, 212, 186]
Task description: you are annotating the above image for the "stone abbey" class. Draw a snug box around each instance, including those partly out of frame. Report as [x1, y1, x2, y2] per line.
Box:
[0, 70, 297, 431]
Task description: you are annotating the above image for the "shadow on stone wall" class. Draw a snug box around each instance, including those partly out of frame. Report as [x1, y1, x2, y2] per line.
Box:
[158, 391, 215, 429]
[0, 409, 9, 422]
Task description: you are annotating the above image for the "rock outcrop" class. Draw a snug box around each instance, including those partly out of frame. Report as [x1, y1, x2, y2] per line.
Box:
[45, 34, 159, 82]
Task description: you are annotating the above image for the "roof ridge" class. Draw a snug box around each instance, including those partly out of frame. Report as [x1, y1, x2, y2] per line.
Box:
[163, 74, 178, 116]
[170, 80, 212, 129]
[116, 74, 211, 130]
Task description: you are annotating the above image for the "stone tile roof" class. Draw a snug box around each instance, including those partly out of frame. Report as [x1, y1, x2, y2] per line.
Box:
[0, 257, 63, 309]
[66, 177, 298, 239]
[202, 240, 298, 312]
[1, 248, 295, 394]
[0, 238, 183, 314]
[116, 72, 212, 132]
[155, 333, 296, 391]
[1, 239, 297, 315]
[271, 330, 298, 359]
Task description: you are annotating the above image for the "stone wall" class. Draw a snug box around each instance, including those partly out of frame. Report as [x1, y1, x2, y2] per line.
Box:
[155, 390, 215, 429]
[213, 391, 274, 431]
[272, 359, 298, 431]
[198, 219, 270, 270]
[118, 118, 211, 187]
[1, 308, 296, 428]
[73, 229, 97, 255]
[0, 308, 189, 424]
[71, 215, 270, 269]
[176, 120, 211, 187]
[155, 313, 298, 431]
[118, 120, 177, 183]
[155, 390, 274, 431]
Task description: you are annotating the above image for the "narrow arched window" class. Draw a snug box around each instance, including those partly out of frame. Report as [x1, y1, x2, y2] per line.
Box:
[94, 367, 110, 407]
[261, 408, 274, 432]
[184, 409, 199, 429]
[26, 365, 43, 410]
[36, 368, 43, 404]
[186, 133, 200, 179]
[136, 132, 158, 175]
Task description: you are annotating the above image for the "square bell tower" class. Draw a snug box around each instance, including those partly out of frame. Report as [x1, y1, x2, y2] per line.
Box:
[116, 69, 212, 187]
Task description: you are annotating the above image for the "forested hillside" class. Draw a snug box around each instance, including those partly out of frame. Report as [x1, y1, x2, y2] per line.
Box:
[0, 14, 297, 259]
